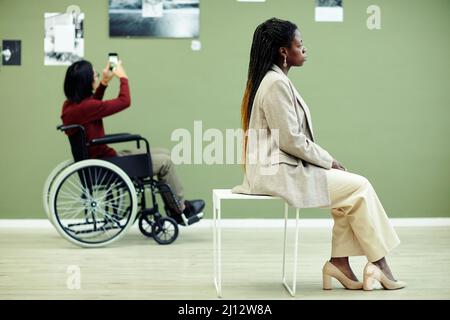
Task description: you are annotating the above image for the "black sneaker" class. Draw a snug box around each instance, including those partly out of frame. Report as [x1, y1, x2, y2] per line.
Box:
[184, 200, 205, 215]
[178, 200, 205, 226]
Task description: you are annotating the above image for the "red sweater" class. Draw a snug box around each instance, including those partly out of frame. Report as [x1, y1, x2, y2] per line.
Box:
[61, 78, 131, 159]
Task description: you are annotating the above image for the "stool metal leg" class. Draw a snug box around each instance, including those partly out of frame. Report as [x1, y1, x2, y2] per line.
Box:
[213, 195, 222, 298]
[213, 196, 217, 294]
[282, 204, 300, 297]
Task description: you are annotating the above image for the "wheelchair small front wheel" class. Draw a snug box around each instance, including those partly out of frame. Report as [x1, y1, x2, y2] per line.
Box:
[138, 213, 154, 238]
[151, 216, 178, 245]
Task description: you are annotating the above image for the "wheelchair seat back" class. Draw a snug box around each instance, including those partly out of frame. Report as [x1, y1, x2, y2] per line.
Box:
[68, 129, 89, 162]
[60, 124, 154, 180]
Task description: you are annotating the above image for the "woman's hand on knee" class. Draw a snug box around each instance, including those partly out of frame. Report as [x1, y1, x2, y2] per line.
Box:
[332, 159, 347, 171]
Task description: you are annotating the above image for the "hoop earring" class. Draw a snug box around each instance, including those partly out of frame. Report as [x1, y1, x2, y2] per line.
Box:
[283, 56, 287, 68]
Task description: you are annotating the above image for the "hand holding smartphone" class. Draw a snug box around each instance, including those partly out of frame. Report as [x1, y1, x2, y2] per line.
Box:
[107, 52, 127, 79]
[108, 53, 119, 71]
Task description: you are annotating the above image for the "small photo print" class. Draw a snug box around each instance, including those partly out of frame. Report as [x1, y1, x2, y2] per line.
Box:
[315, 0, 343, 22]
[44, 12, 85, 66]
[2, 40, 21, 65]
[109, 0, 200, 38]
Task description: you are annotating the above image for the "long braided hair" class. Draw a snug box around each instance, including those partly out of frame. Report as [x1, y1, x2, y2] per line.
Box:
[240, 18, 298, 164]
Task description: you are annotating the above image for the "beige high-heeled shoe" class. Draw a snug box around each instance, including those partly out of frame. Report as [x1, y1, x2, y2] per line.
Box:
[363, 262, 406, 291]
[322, 261, 363, 290]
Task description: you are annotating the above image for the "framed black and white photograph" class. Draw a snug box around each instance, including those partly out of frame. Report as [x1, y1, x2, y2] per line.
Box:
[44, 11, 84, 66]
[2, 40, 21, 65]
[109, 0, 200, 38]
[315, 0, 343, 22]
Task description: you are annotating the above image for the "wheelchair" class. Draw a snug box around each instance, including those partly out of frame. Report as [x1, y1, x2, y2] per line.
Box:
[43, 124, 202, 247]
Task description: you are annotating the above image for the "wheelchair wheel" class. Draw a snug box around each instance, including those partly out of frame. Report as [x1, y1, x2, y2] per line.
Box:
[43, 159, 73, 223]
[49, 159, 137, 248]
[151, 216, 178, 245]
[138, 213, 154, 238]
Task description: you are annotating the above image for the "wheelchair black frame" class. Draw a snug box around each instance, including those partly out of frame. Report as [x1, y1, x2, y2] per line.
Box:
[56, 124, 163, 224]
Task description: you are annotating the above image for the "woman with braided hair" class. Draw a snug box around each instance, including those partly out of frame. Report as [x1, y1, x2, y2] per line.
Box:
[232, 18, 405, 291]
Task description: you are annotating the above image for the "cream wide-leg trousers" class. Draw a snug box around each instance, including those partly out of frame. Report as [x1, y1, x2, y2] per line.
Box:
[322, 168, 400, 262]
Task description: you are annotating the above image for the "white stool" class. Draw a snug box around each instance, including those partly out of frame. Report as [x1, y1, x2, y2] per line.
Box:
[212, 189, 300, 298]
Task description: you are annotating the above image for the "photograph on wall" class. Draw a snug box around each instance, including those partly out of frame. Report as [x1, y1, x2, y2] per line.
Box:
[2, 40, 21, 65]
[109, 0, 199, 38]
[315, 0, 343, 22]
[44, 12, 84, 66]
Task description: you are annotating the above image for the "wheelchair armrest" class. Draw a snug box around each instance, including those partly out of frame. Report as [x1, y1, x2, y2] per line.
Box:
[104, 133, 130, 138]
[91, 134, 151, 158]
[57, 124, 85, 132]
[90, 134, 142, 146]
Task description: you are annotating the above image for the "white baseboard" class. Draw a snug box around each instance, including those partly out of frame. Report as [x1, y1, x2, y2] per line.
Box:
[0, 218, 449, 229]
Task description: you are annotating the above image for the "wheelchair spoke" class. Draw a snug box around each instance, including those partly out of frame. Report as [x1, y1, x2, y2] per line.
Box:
[95, 178, 121, 203]
[164, 225, 175, 240]
[154, 220, 176, 241]
[80, 169, 90, 195]
[56, 198, 84, 205]
[58, 206, 86, 220]
[100, 204, 128, 219]
[96, 167, 110, 188]
[59, 187, 84, 202]
[88, 167, 95, 192]
[65, 175, 87, 197]
[58, 200, 87, 215]
[102, 202, 128, 214]
[95, 216, 112, 236]
[56, 198, 84, 210]
[100, 192, 128, 207]
[96, 207, 123, 228]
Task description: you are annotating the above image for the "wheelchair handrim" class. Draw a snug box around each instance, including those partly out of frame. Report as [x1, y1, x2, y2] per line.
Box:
[49, 159, 138, 248]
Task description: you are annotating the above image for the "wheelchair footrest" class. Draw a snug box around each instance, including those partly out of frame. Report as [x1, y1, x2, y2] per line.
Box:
[180, 212, 203, 226]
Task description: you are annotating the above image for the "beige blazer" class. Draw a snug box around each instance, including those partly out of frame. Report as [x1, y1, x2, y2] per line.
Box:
[232, 64, 334, 208]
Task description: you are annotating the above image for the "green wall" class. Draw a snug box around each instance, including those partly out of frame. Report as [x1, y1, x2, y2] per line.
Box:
[1, 0, 449, 219]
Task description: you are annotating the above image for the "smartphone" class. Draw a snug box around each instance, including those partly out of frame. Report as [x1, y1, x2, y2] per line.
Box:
[108, 53, 119, 71]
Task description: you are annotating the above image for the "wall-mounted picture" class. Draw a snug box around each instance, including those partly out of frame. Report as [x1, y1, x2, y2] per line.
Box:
[315, 0, 343, 22]
[109, 0, 199, 38]
[44, 11, 84, 66]
[2, 40, 21, 65]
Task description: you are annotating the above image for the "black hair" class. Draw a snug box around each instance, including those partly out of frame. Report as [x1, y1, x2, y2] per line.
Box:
[240, 18, 298, 161]
[63, 60, 95, 103]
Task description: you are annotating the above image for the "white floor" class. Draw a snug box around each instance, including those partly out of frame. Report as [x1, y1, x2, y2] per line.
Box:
[0, 219, 449, 300]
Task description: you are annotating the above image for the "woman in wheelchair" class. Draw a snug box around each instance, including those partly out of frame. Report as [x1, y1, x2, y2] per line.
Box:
[51, 59, 204, 246]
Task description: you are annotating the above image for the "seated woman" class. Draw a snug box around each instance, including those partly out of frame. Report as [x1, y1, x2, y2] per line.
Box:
[232, 18, 405, 291]
[61, 59, 204, 224]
